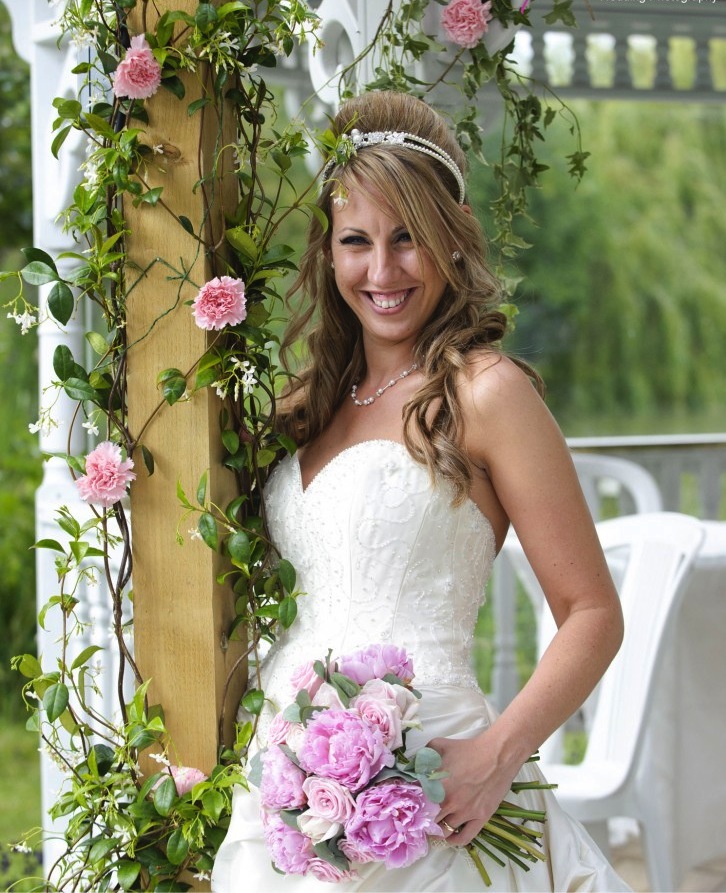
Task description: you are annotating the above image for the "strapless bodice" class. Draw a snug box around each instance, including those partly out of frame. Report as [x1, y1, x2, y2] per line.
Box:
[256, 440, 495, 726]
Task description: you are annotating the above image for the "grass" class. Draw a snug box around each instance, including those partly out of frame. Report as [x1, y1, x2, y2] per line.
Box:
[0, 718, 43, 891]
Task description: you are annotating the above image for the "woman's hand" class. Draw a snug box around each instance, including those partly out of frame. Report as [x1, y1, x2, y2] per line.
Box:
[428, 731, 522, 847]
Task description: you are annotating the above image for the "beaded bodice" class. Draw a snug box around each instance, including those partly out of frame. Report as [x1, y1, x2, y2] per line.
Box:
[258, 440, 496, 718]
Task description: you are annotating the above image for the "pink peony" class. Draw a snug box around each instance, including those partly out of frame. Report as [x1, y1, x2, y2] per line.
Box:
[170, 764, 207, 795]
[297, 709, 394, 793]
[344, 781, 443, 869]
[302, 776, 356, 824]
[112, 35, 162, 100]
[75, 441, 136, 507]
[263, 811, 314, 876]
[267, 711, 295, 746]
[191, 276, 247, 330]
[260, 745, 308, 810]
[290, 660, 324, 699]
[441, 0, 493, 49]
[337, 644, 415, 686]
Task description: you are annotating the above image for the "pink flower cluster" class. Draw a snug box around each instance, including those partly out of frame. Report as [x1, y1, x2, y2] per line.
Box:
[191, 276, 247, 331]
[170, 765, 207, 796]
[75, 441, 136, 508]
[112, 35, 162, 101]
[441, 0, 493, 50]
[254, 645, 444, 881]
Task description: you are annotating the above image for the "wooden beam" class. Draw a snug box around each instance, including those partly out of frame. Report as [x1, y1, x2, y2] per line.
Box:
[124, 1, 245, 774]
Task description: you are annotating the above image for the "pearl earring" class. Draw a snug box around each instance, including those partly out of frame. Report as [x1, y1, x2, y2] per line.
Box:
[452, 251, 461, 262]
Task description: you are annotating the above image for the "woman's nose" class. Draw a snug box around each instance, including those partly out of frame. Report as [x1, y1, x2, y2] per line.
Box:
[367, 243, 399, 286]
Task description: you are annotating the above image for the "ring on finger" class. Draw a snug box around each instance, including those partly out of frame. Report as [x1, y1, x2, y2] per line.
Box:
[441, 820, 458, 835]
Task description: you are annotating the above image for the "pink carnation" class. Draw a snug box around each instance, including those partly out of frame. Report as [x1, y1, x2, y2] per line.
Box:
[263, 811, 314, 876]
[191, 276, 247, 330]
[170, 764, 207, 796]
[441, 0, 493, 49]
[297, 709, 394, 793]
[75, 441, 136, 508]
[344, 781, 443, 869]
[112, 35, 162, 100]
[260, 745, 308, 810]
[337, 644, 415, 686]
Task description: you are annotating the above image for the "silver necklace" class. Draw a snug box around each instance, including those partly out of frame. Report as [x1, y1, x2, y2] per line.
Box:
[350, 363, 418, 407]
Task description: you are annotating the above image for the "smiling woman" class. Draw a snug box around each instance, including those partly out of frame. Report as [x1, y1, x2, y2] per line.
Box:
[211, 90, 631, 892]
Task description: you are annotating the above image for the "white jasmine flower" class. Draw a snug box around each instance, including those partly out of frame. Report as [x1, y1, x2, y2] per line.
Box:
[189, 528, 202, 541]
[82, 419, 100, 436]
[7, 310, 37, 334]
[153, 144, 164, 155]
[193, 871, 211, 882]
[11, 843, 33, 855]
[149, 752, 171, 767]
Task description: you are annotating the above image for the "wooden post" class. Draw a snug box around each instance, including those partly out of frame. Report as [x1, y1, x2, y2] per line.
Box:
[124, 1, 245, 773]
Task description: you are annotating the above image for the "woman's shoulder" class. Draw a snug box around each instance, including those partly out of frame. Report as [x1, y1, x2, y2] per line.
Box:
[458, 349, 543, 408]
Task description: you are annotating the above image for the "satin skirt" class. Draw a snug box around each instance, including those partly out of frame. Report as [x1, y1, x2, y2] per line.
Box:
[211, 686, 631, 892]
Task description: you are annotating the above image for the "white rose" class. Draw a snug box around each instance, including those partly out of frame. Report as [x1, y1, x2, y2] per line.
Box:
[297, 811, 342, 843]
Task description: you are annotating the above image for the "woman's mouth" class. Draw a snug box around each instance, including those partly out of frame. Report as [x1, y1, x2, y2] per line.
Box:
[367, 289, 412, 310]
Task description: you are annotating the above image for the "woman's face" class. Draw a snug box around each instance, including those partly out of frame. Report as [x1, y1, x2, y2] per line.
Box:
[329, 186, 447, 350]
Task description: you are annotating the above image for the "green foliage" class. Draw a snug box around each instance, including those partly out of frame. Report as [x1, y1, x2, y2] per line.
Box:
[471, 100, 726, 425]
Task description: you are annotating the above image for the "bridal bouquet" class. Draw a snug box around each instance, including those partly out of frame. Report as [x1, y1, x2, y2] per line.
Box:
[250, 644, 550, 885]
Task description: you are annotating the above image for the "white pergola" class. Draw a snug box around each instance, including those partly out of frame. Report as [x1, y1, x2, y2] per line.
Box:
[4, 0, 726, 879]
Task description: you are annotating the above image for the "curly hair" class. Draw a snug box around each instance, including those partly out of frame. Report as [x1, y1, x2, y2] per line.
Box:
[277, 91, 542, 504]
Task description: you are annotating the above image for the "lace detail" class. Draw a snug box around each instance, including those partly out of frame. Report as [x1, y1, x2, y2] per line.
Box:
[256, 440, 496, 745]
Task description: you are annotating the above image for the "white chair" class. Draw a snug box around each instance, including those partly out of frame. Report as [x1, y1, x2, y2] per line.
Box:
[537, 512, 705, 893]
[570, 452, 664, 521]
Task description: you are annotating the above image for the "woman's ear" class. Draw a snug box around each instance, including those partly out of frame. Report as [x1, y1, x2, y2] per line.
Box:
[460, 204, 473, 217]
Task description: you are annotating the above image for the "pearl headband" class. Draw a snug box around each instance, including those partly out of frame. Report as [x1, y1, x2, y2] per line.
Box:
[322, 128, 466, 205]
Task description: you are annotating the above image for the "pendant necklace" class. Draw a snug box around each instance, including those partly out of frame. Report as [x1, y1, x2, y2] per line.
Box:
[350, 362, 419, 407]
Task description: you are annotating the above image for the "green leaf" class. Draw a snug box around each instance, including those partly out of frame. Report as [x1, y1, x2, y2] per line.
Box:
[225, 226, 258, 262]
[330, 672, 360, 699]
[63, 378, 98, 402]
[21, 260, 59, 286]
[53, 344, 86, 382]
[255, 448, 277, 468]
[43, 682, 69, 722]
[21, 247, 57, 270]
[51, 125, 72, 159]
[17, 654, 43, 679]
[33, 538, 65, 553]
[48, 281, 75, 325]
[187, 97, 210, 116]
[141, 445, 155, 475]
[176, 479, 193, 510]
[161, 75, 185, 99]
[242, 688, 264, 716]
[161, 373, 187, 406]
[86, 331, 109, 356]
[198, 513, 218, 550]
[279, 596, 297, 629]
[139, 186, 164, 206]
[83, 112, 116, 139]
[117, 861, 141, 891]
[196, 3, 219, 30]
[196, 470, 209, 505]
[89, 837, 118, 865]
[303, 201, 330, 233]
[153, 776, 177, 816]
[71, 645, 103, 671]
[201, 789, 225, 823]
[227, 530, 251, 564]
[179, 215, 195, 235]
[222, 429, 240, 454]
[166, 828, 189, 865]
[278, 559, 296, 594]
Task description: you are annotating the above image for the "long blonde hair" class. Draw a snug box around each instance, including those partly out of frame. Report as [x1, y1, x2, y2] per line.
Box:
[277, 91, 543, 504]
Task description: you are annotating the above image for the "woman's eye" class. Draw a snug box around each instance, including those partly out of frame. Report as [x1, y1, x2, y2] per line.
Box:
[396, 231, 413, 244]
[339, 235, 367, 246]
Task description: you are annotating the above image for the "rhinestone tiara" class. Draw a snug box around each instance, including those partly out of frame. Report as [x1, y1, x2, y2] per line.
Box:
[321, 128, 466, 205]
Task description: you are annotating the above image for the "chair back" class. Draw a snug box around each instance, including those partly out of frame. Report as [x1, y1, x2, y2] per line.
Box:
[538, 512, 704, 772]
[571, 452, 663, 521]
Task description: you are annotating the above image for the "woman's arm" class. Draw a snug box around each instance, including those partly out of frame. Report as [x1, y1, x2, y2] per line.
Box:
[431, 354, 624, 845]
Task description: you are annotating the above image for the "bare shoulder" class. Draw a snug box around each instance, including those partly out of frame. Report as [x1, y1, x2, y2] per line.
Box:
[458, 351, 544, 416]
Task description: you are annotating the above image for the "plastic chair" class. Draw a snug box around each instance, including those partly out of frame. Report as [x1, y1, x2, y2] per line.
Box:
[537, 512, 705, 893]
[570, 452, 664, 521]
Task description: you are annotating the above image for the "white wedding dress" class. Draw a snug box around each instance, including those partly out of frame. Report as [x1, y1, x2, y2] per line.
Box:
[212, 440, 630, 892]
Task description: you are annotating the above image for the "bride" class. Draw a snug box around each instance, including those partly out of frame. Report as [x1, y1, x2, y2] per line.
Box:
[212, 90, 630, 891]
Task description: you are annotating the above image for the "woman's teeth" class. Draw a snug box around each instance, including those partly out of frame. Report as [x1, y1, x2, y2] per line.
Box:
[370, 290, 410, 309]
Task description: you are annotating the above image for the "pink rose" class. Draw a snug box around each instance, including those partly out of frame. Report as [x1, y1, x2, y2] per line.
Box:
[297, 709, 394, 793]
[441, 0, 493, 49]
[297, 811, 342, 844]
[344, 781, 443, 869]
[312, 681, 346, 711]
[191, 276, 247, 330]
[353, 690, 404, 750]
[302, 776, 356, 824]
[289, 660, 324, 699]
[262, 811, 314, 876]
[170, 764, 207, 795]
[260, 745, 308, 810]
[112, 35, 162, 100]
[267, 711, 294, 746]
[337, 644, 415, 686]
[75, 441, 136, 507]
[307, 857, 357, 882]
